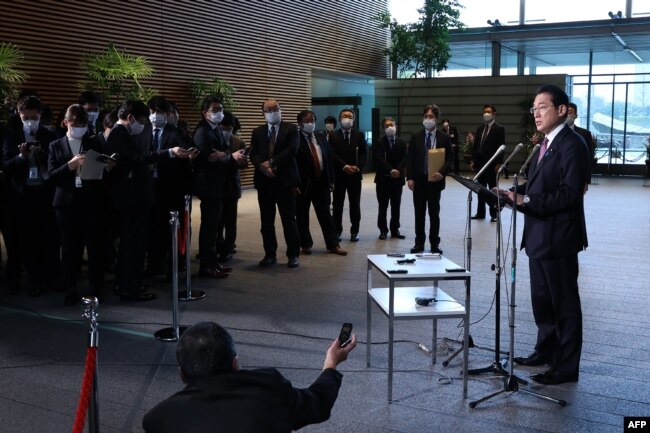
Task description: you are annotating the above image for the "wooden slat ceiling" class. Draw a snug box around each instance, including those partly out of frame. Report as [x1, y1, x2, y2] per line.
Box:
[0, 0, 389, 186]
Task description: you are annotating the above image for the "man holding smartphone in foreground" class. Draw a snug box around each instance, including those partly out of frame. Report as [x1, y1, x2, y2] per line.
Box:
[143, 321, 357, 433]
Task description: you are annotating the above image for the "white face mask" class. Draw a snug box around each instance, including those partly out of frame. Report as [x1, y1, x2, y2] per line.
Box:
[483, 113, 494, 123]
[221, 130, 232, 142]
[302, 122, 315, 134]
[168, 114, 178, 127]
[209, 111, 224, 125]
[325, 123, 335, 132]
[340, 118, 354, 129]
[566, 116, 576, 127]
[385, 126, 396, 137]
[68, 126, 88, 139]
[265, 111, 281, 125]
[22, 119, 40, 133]
[129, 118, 145, 135]
[149, 113, 167, 128]
[87, 111, 99, 124]
[443, 122, 449, 129]
[422, 118, 436, 130]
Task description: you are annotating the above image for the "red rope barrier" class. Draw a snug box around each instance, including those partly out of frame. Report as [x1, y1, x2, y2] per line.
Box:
[72, 347, 97, 433]
[178, 209, 189, 255]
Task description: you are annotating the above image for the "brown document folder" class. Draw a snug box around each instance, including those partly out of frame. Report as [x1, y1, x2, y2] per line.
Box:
[427, 148, 446, 181]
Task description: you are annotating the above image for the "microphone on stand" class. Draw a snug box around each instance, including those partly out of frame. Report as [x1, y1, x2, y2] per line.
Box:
[472, 144, 506, 181]
[497, 143, 524, 175]
[518, 143, 541, 176]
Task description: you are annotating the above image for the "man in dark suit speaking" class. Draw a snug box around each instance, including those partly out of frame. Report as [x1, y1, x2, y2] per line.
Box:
[143, 321, 357, 433]
[501, 85, 589, 385]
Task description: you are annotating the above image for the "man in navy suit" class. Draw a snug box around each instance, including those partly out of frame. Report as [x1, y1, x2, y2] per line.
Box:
[295, 110, 346, 256]
[502, 85, 589, 385]
[372, 116, 407, 240]
[250, 99, 301, 268]
[406, 104, 452, 254]
[470, 104, 506, 222]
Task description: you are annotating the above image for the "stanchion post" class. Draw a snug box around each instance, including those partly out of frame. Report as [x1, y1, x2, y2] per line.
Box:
[154, 211, 188, 341]
[179, 195, 205, 301]
[81, 297, 99, 433]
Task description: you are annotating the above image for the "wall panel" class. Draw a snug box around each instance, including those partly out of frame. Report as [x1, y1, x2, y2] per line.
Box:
[0, 0, 389, 186]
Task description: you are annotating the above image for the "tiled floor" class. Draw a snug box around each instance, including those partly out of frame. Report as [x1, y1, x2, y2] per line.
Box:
[1, 174, 649, 433]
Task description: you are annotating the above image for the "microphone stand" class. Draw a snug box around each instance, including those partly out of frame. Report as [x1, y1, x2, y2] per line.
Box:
[470, 172, 565, 408]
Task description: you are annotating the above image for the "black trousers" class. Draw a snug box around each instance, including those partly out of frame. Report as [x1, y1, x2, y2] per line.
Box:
[296, 176, 338, 250]
[217, 192, 239, 256]
[257, 181, 300, 259]
[475, 165, 497, 218]
[528, 254, 582, 375]
[332, 173, 362, 235]
[115, 207, 149, 295]
[376, 179, 403, 234]
[55, 193, 105, 291]
[147, 183, 185, 274]
[412, 175, 442, 248]
[198, 196, 222, 270]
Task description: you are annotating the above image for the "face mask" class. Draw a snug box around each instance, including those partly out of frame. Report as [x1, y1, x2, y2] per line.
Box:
[22, 119, 39, 133]
[302, 122, 315, 134]
[566, 116, 576, 127]
[222, 130, 232, 142]
[265, 111, 281, 125]
[325, 124, 334, 132]
[68, 126, 88, 139]
[385, 126, 396, 137]
[340, 118, 353, 129]
[443, 122, 449, 129]
[149, 113, 167, 128]
[87, 111, 99, 124]
[129, 118, 145, 135]
[209, 111, 224, 124]
[422, 118, 436, 130]
[168, 114, 178, 127]
[483, 113, 494, 123]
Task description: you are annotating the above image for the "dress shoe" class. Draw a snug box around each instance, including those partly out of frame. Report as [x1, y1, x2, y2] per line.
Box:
[350, 233, 360, 242]
[120, 291, 157, 302]
[287, 257, 300, 268]
[301, 247, 312, 255]
[328, 246, 348, 256]
[490, 216, 498, 222]
[391, 231, 406, 239]
[431, 246, 443, 254]
[218, 253, 233, 263]
[410, 244, 424, 253]
[258, 256, 277, 267]
[378, 232, 388, 240]
[513, 351, 552, 366]
[471, 214, 485, 220]
[28, 284, 45, 297]
[214, 263, 232, 273]
[199, 268, 229, 278]
[530, 369, 579, 385]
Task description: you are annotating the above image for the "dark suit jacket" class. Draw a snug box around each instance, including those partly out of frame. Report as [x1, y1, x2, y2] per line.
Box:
[517, 125, 589, 259]
[250, 121, 300, 188]
[571, 125, 593, 183]
[406, 128, 453, 190]
[142, 368, 343, 433]
[104, 123, 154, 210]
[296, 131, 334, 190]
[372, 135, 407, 185]
[330, 128, 368, 178]
[138, 123, 192, 204]
[48, 134, 103, 207]
[443, 126, 459, 146]
[192, 119, 229, 200]
[472, 121, 505, 170]
[2, 118, 57, 194]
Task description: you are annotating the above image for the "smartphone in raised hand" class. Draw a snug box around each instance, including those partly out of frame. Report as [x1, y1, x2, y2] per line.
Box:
[338, 323, 353, 347]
